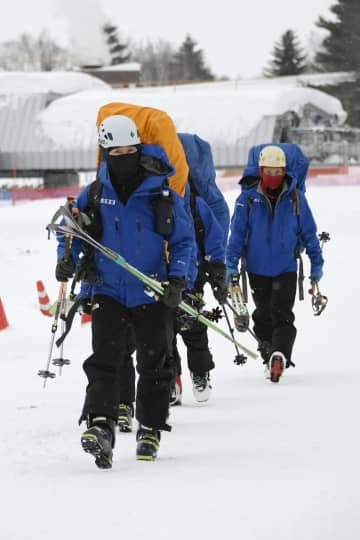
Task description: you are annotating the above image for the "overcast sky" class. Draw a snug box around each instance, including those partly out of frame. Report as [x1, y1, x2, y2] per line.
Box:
[0, 0, 335, 79]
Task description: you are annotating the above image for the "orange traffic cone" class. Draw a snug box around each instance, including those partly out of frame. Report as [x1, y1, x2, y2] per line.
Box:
[81, 313, 92, 324]
[36, 280, 52, 317]
[0, 297, 9, 330]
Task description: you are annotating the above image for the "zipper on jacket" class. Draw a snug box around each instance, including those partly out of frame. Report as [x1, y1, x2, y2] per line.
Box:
[115, 217, 119, 231]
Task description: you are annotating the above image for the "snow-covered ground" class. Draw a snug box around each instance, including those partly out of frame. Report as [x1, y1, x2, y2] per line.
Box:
[1, 185, 360, 540]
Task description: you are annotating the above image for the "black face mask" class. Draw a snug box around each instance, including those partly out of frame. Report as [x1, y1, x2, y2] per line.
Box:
[106, 151, 141, 185]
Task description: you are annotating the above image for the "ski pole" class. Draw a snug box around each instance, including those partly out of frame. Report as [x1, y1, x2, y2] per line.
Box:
[308, 231, 330, 316]
[319, 231, 330, 250]
[38, 230, 72, 385]
[38, 281, 67, 387]
[51, 282, 71, 374]
[221, 303, 247, 365]
[47, 205, 258, 360]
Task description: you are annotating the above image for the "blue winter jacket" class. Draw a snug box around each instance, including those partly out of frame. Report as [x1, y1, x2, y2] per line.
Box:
[178, 133, 230, 244]
[187, 194, 225, 287]
[226, 176, 323, 277]
[58, 144, 194, 307]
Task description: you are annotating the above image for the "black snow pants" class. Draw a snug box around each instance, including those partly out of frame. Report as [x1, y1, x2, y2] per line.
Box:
[248, 272, 297, 364]
[172, 319, 215, 377]
[80, 295, 175, 431]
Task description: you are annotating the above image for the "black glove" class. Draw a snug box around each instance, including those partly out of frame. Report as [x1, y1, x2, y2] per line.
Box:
[161, 276, 186, 308]
[55, 255, 75, 282]
[74, 252, 102, 285]
[208, 261, 228, 304]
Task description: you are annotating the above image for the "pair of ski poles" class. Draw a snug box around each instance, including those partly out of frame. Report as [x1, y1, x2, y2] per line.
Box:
[37, 280, 71, 387]
[44, 203, 258, 372]
[38, 229, 73, 387]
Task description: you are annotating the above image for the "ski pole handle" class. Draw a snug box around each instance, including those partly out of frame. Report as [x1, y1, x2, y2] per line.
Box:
[318, 231, 330, 251]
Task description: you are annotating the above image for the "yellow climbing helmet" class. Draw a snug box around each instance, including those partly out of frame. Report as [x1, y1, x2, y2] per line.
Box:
[258, 145, 286, 167]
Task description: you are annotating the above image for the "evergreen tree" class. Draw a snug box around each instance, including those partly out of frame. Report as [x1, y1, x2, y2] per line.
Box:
[315, 0, 360, 72]
[170, 35, 214, 82]
[103, 23, 129, 65]
[312, 1, 360, 126]
[264, 30, 307, 77]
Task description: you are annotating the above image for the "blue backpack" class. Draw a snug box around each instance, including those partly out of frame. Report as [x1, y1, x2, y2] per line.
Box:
[178, 133, 230, 244]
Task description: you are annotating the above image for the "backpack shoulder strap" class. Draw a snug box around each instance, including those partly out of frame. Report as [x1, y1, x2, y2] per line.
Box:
[289, 187, 305, 301]
[87, 178, 103, 211]
[289, 187, 300, 216]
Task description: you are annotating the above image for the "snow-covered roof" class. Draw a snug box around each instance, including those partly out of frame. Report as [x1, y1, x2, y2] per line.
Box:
[0, 71, 111, 96]
[37, 78, 347, 150]
[274, 71, 356, 88]
[94, 63, 141, 72]
[0, 75, 348, 169]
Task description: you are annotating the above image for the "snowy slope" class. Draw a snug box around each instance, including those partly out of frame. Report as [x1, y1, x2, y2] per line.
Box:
[1, 185, 360, 540]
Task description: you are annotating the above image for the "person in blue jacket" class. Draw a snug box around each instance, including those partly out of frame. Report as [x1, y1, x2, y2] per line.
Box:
[226, 145, 324, 383]
[55, 114, 194, 467]
[170, 133, 229, 405]
[171, 188, 227, 404]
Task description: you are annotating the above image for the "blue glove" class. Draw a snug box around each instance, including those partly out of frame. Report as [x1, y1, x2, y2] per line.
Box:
[310, 265, 323, 283]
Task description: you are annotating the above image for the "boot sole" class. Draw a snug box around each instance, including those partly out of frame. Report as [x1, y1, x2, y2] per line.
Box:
[136, 440, 159, 461]
[193, 387, 212, 402]
[136, 454, 157, 461]
[81, 434, 112, 469]
[270, 358, 284, 383]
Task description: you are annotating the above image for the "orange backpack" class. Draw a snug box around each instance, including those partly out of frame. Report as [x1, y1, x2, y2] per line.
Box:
[96, 102, 188, 196]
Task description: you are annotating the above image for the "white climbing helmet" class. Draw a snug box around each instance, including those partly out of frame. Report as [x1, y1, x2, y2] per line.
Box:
[98, 115, 141, 148]
[258, 145, 286, 167]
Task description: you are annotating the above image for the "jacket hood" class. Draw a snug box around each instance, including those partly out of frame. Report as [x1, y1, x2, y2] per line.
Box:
[98, 142, 175, 194]
[240, 143, 309, 192]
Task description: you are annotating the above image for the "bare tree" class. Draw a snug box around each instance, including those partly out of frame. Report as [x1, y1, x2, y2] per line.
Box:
[131, 39, 176, 83]
[0, 30, 71, 71]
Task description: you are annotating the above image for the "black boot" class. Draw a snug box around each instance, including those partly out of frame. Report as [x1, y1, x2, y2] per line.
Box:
[117, 403, 134, 433]
[191, 371, 212, 402]
[81, 416, 115, 469]
[136, 425, 161, 461]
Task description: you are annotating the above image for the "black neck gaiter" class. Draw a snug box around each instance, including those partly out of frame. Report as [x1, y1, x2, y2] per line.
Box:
[106, 151, 143, 204]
